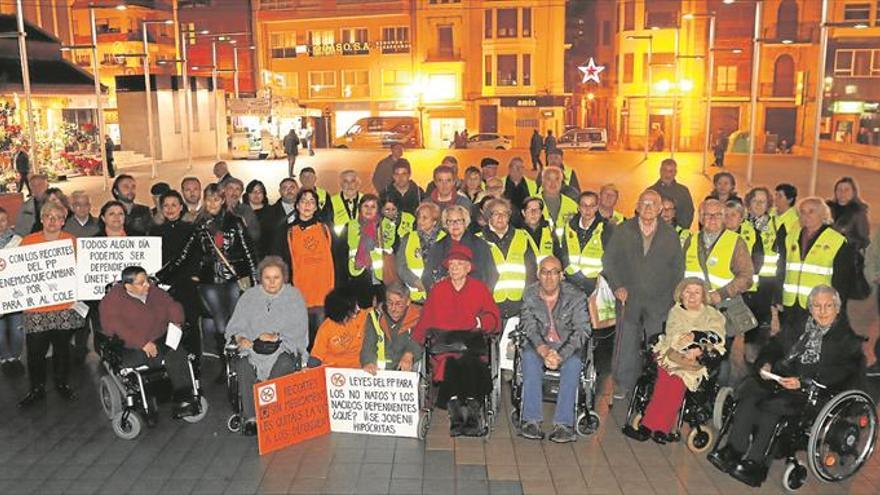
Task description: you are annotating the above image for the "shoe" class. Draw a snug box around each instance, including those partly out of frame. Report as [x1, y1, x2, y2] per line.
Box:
[8, 359, 25, 377]
[461, 398, 486, 437]
[549, 424, 576, 444]
[18, 387, 46, 408]
[622, 424, 651, 442]
[707, 445, 742, 475]
[55, 384, 78, 401]
[520, 421, 545, 440]
[651, 430, 669, 445]
[0, 361, 10, 376]
[730, 460, 768, 488]
[172, 399, 199, 419]
[244, 419, 258, 437]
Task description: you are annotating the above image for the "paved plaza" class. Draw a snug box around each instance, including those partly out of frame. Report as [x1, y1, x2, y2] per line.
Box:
[1, 149, 878, 494]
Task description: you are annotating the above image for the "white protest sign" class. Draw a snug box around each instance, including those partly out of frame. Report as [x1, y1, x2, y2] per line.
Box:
[76, 237, 162, 300]
[499, 316, 520, 371]
[325, 368, 420, 438]
[0, 239, 77, 315]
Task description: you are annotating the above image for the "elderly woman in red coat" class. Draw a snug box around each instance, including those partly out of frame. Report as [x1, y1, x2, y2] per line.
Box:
[412, 243, 500, 436]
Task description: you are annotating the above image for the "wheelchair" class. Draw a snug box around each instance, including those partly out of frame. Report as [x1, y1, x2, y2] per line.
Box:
[625, 335, 725, 453]
[97, 335, 208, 440]
[419, 330, 501, 439]
[507, 326, 600, 437]
[711, 378, 878, 492]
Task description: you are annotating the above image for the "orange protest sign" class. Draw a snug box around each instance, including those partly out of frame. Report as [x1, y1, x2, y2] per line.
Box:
[254, 366, 330, 455]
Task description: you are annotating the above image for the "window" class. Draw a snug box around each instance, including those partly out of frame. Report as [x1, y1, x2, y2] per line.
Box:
[522, 8, 532, 37]
[485, 55, 492, 85]
[276, 72, 298, 97]
[497, 54, 517, 86]
[602, 21, 611, 45]
[437, 25, 454, 57]
[382, 69, 411, 86]
[497, 9, 518, 37]
[381, 26, 409, 53]
[522, 54, 531, 86]
[484, 9, 493, 38]
[644, 1, 679, 29]
[341, 28, 369, 55]
[716, 66, 738, 92]
[843, 3, 871, 22]
[269, 31, 297, 59]
[308, 29, 334, 56]
[622, 53, 634, 83]
[342, 69, 369, 98]
[835, 49, 880, 76]
[623, 0, 635, 31]
[308, 70, 336, 98]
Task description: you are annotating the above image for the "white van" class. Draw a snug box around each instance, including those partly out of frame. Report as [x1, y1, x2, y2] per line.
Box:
[557, 128, 608, 151]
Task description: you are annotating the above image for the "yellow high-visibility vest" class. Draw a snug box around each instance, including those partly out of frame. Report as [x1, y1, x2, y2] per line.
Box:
[526, 226, 555, 264]
[542, 194, 579, 239]
[782, 227, 845, 309]
[753, 217, 779, 278]
[330, 193, 359, 237]
[315, 187, 328, 210]
[737, 221, 760, 291]
[402, 230, 446, 302]
[368, 310, 387, 369]
[503, 176, 538, 197]
[563, 219, 605, 279]
[347, 220, 384, 281]
[380, 212, 415, 254]
[772, 207, 800, 239]
[684, 230, 739, 290]
[480, 229, 531, 303]
[676, 225, 693, 248]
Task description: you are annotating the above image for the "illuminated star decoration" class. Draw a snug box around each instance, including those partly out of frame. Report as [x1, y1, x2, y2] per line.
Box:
[578, 57, 605, 84]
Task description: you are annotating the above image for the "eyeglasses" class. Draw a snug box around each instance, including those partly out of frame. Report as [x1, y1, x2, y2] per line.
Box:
[539, 269, 562, 276]
[446, 218, 466, 225]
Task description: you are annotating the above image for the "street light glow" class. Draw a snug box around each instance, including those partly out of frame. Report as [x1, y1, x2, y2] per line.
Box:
[679, 79, 694, 92]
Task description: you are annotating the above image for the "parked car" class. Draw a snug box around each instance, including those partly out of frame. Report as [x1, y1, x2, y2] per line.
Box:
[466, 133, 512, 150]
[335, 116, 422, 148]
[557, 128, 608, 150]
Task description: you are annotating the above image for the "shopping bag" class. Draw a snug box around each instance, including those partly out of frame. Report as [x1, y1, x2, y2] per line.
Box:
[589, 275, 617, 329]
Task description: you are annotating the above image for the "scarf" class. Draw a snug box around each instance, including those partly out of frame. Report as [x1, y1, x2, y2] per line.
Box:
[784, 317, 833, 366]
[0, 229, 15, 249]
[417, 225, 441, 259]
[750, 214, 770, 233]
[355, 215, 380, 270]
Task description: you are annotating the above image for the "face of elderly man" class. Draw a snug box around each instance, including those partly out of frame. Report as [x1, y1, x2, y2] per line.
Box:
[701, 201, 724, 234]
[125, 272, 150, 298]
[538, 258, 563, 294]
[810, 290, 838, 327]
[542, 169, 562, 196]
[508, 159, 524, 181]
[578, 194, 598, 223]
[224, 181, 243, 206]
[488, 204, 510, 233]
[799, 201, 824, 232]
[636, 191, 662, 222]
[340, 173, 359, 196]
[385, 291, 409, 321]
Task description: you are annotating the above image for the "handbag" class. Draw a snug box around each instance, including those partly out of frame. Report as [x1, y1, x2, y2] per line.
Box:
[849, 249, 871, 301]
[208, 235, 252, 292]
[252, 338, 282, 355]
[716, 295, 758, 337]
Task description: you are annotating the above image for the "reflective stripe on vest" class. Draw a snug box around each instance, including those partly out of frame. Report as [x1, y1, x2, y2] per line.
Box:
[782, 227, 845, 308]
[316, 187, 328, 209]
[403, 230, 446, 302]
[563, 220, 605, 279]
[676, 226, 692, 249]
[526, 226, 555, 264]
[347, 221, 384, 281]
[542, 195, 579, 238]
[482, 229, 531, 303]
[684, 230, 739, 290]
[738, 222, 760, 291]
[331, 193, 358, 236]
[773, 207, 799, 238]
[368, 310, 386, 369]
[380, 212, 415, 254]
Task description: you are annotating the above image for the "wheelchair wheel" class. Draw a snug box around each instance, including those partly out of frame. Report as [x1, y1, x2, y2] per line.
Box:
[576, 411, 600, 437]
[112, 412, 142, 440]
[418, 410, 431, 440]
[183, 396, 209, 424]
[686, 426, 714, 454]
[99, 376, 123, 420]
[227, 414, 242, 433]
[782, 461, 807, 492]
[713, 386, 735, 431]
[806, 390, 877, 483]
[509, 409, 521, 434]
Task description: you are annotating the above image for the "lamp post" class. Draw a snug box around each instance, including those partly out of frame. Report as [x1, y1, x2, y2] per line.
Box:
[745, 0, 763, 186]
[627, 35, 653, 162]
[808, 1, 833, 196]
[671, 28, 679, 158]
[142, 19, 174, 178]
[14, 0, 37, 173]
[683, 12, 717, 175]
[211, 40, 220, 160]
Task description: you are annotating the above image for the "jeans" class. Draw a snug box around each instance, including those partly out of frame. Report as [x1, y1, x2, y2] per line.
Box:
[521, 348, 582, 426]
[0, 312, 23, 360]
[198, 282, 241, 354]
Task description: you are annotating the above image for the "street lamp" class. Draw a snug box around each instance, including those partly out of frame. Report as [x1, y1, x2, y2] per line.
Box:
[142, 18, 174, 179]
[179, 27, 209, 171]
[10, 0, 38, 173]
[627, 34, 653, 163]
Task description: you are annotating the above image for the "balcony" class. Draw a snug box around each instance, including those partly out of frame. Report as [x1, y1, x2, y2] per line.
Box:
[760, 82, 796, 99]
[379, 40, 410, 54]
[762, 24, 817, 44]
[426, 47, 461, 62]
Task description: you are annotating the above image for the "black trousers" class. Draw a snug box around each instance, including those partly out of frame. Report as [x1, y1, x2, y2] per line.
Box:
[26, 329, 73, 390]
[237, 352, 299, 419]
[727, 377, 805, 464]
[306, 307, 325, 352]
[17, 173, 31, 195]
[120, 340, 194, 397]
[437, 354, 491, 407]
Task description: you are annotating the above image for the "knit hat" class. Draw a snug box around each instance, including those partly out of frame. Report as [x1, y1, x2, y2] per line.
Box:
[443, 242, 473, 268]
[480, 157, 499, 169]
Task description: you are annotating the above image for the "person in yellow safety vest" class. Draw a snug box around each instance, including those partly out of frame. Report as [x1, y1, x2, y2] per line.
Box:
[536, 149, 581, 201]
[743, 187, 779, 332]
[298, 167, 328, 211]
[327, 169, 362, 288]
[379, 196, 415, 254]
[360, 282, 423, 375]
[661, 197, 692, 248]
[562, 191, 613, 296]
[503, 157, 538, 214]
[770, 183, 799, 255]
[723, 201, 763, 293]
[478, 198, 537, 318]
[521, 196, 561, 265]
[539, 167, 579, 240]
[346, 194, 384, 308]
[682, 199, 754, 308]
[396, 202, 446, 304]
[598, 183, 626, 225]
[774, 197, 856, 327]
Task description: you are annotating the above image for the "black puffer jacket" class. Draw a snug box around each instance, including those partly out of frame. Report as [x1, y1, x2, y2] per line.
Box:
[158, 211, 257, 286]
[827, 200, 870, 251]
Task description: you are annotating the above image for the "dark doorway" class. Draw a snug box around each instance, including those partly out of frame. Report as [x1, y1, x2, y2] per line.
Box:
[480, 105, 498, 133]
[765, 107, 797, 150]
[314, 116, 330, 148]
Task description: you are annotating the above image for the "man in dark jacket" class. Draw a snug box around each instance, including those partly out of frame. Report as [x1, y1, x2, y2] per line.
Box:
[518, 256, 591, 443]
[648, 158, 694, 229]
[105, 135, 116, 178]
[14, 145, 30, 195]
[372, 142, 403, 194]
[14, 174, 48, 235]
[708, 285, 863, 488]
[283, 128, 299, 177]
[264, 177, 299, 256]
[529, 129, 544, 171]
[383, 159, 423, 215]
[602, 189, 684, 400]
[111, 174, 153, 236]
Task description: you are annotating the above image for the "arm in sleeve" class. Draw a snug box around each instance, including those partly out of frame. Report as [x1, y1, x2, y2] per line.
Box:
[476, 284, 501, 334]
[360, 314, 378, 367]
[395, 235, 422, 290]
[678, 188, 695, 230]
[235, 221, 259, 285]
[601, 228, 625, 291]
[852, 209, 870, 251]
[832, 241, 857, 302]
[568, 170, 581, 193]
[820, 335, 864, 390]
[864, 230, 880, 284]
[98, 298, 118, 339]
[158, 289, 185, 327]
[524, 238, 538, 285]
[556, 293, 591, 361]
[773, 229, 788, 306]
[224, 291, 251, 343]
[157, 229, 199, 284]
[720, 239, 755, 299]
[521, 300, 545, 351]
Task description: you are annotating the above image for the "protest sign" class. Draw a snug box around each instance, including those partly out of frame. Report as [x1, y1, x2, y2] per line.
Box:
[325, 368, 420, 438]
[499, 316, 520, 371]
[255, 366, 330, 455]
[76, 237, 162, 300]
[0, 239, 77, 315]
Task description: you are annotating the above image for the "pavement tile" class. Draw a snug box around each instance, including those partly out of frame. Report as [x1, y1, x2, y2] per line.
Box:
[321, 475, 359, 494]
[288, 477, 325, 494]
[489, 480, 525, 494]
[520, 479, 557, 495]
[391, 462, 424, 479]
[517, 463, 552, 480]
[422, 478, 456, 494]
[456, 465, 488, 480]
[64, 479, 106, 495]
[487, 464, 520, 481]
[159, 478, 199, 495]
[352, 476, 391, 494]
[388, 477, 423, 494]
[456, 479, 490, 494]
[360, 463, 393, 479]
[35, 479, 71, 495]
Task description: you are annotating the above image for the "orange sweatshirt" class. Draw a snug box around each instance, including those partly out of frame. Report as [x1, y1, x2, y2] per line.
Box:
[310, 310, 368, 368]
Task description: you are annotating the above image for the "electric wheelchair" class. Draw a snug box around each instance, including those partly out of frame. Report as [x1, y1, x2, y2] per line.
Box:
[624, 334, 725, 453]
[711, 378, 877, 491]
[419, 330, 501, 439]
[507, 325, 600, 437]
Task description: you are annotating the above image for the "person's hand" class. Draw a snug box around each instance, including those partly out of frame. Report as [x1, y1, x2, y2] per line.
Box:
[770, 311, 781, 335]
[544, 350, 561, 370]
[363, 363, 378, 376]
[614, 288, 628, 304]
[759, 363, 772, 379]
[257, 332, 279, 342]
[779, 377, 801, 390]
[536, 344, 551, 359]
[708, 291, 722, 305]
[237, 337, 253, 350]
[142, 341, 158, 358]
[685, 347, 703, 361]
[398, 352, 414, 372]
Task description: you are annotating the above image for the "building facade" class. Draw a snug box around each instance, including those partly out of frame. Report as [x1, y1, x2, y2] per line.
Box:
[0, 0, 75, 45]
[254, 0, 568, 149]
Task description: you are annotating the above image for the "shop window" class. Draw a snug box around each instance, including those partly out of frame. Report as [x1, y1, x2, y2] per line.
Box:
[772, 55, 795, 96]
[342, 70, 369, 98]
[835, 49, 880, 76]
[843, 3, 871, 23]
[716, 66, 738, 92]
[497, 54, 518, 86]
[308, 70, 337, 98]
[497, 9, 517, 38]
[522, 8, 532, 37]
[382, 69, 411, 97]
[381, 26, 409, 54]
[485, 55, 492, 86]
[484, 9, 493, 39]
[522, 54, 532, 86]
[270, 31, 297, 59]
[622, 53, 634, 83]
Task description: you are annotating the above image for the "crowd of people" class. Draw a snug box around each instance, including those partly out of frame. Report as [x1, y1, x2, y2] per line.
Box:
[0, 145, 877, 485]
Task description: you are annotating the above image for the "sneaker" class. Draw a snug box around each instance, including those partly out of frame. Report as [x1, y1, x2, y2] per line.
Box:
[18, 387, 46, 408]
[520, 421, 545, 440]
[548, 424, 576, 443]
